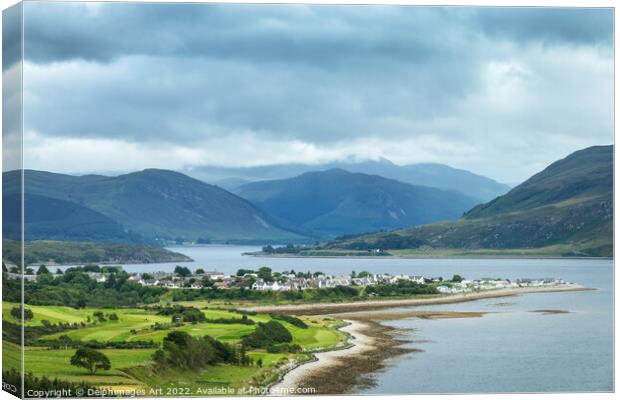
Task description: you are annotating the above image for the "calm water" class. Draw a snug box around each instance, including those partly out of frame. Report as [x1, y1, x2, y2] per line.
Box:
[118, 246, 613, 393]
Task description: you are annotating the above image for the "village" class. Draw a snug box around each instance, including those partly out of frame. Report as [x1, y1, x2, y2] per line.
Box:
[5, 262, 571, 293]
[98, 267, 570, 293]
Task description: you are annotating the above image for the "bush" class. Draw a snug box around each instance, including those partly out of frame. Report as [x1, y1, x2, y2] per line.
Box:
[242, 321, 292, 349]
[266, 343, 302, 353]
[271, 314, 308, 329]
[152, 331, 236, 371]
[205, 315, 255, 325]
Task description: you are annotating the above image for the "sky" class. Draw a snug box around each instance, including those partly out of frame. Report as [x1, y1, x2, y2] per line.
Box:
[4, 3, 614, 183]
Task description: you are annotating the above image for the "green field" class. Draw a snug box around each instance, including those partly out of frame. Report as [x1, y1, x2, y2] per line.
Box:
[3, 302, 346, 394]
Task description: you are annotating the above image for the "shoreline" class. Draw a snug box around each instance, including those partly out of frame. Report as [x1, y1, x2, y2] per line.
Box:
[266, 286, 591, 395]
[269, 320, 372, 395]
[246, 285, 592, 315]
[269, 319, 413, 395]
[246, 252, 612, 260]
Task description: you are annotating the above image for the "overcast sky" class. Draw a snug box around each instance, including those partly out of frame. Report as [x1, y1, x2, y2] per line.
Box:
[9, 3, 614, 183]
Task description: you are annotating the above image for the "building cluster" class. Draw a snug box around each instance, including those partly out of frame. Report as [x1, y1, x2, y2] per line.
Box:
[127, 270, 231, 289]
[436, 277, 568, 294]
[250, 273, 426, 291]
[5, 264, 571, 294]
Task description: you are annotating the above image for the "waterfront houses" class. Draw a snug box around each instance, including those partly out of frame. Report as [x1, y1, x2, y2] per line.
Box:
[3, 266, 572, 294]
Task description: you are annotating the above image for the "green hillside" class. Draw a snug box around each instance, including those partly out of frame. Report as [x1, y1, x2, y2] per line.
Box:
[324, 146, 613, 257]
[235, 169, 478, 238]
[2, 239, 192, 266]
[3, 169, 305, 243]
[465, 145, 612, 218]
[3, 193, 145, 243]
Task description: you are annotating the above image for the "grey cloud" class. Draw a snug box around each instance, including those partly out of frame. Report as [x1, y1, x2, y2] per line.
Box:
[18, 3, 614, 183]
[3, 3, 22, 70]
[473, 7, 613, 46]
[23, 4, 612, 66]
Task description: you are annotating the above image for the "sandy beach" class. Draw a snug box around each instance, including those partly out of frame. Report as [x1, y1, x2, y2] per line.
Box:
[247, 285, 590, 315]
[269, 320, 375, 395]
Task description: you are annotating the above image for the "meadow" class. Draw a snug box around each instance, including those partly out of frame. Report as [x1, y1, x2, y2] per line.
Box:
[2, 301, 346, 393]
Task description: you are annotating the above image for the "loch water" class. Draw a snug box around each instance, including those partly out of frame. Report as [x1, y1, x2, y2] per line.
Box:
[119, 245, 613, 393]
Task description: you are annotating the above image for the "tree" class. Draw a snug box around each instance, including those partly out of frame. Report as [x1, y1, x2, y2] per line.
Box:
[11, 306, 33, 321]
[257, 267, 273, 282]
[202, 277, 214, 288]
[236, 269, 255, 277]
[451, 274, 464, 283]
[174, 266, 191, 278]
[25, 267, 34, 275]
[256, 358, 263, 368]
[56, 268, 64, 275]
[141, 273, 153, 280]
[37, 265, 50, 275]
[58, 334, 73, 350]
[108, 313, 119, 321]
[82, 264, 101, 272]
[70, 348, 111, 375]
[195, 268, 205, 275]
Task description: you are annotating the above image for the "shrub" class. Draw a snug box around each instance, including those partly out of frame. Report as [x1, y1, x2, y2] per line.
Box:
[271, 314, 308, 329]
[242, 321, 292, 349]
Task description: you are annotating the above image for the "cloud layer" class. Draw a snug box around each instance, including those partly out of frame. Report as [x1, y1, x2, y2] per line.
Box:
[15, 3, 614, 183]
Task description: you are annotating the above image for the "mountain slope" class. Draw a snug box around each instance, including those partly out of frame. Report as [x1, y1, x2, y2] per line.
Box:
[325, 146, 613, 257]
[2, 193, 145, 243]
[186, 159, 510, 202]
[234, 169, 479, 238]
[3, 169, 305, 243]
[465, 145, 612, 218]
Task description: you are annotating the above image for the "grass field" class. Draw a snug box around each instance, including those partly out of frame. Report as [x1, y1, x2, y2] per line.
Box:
[3, 301, 346, 394]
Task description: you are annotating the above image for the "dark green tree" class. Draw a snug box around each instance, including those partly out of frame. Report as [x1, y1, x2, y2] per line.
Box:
[257, 267, 273, 282]
[174, 266, 191, 278]
[11, 306, 33, 321]
[37, 265, 50, 275]
[70, 348, 111, 375]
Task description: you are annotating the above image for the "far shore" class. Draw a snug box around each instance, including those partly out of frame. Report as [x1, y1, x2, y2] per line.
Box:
[245, 285, 593, 315]
[246, 252, 612, 260]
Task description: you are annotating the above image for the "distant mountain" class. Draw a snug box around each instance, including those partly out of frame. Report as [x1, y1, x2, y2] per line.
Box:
[326, 146, 613, 257]
[3, 169, 306, 243]
[184, 159, 510, 202]
[234, 169, 479, 238]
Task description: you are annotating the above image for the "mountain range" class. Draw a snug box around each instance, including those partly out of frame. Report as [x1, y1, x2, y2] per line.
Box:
[234, 169, 478, 238]
[184, 159, 510, 202]
[325, 145, 613, 257]
[3, 169, 305, 243]
[3, 145, 611, 256]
